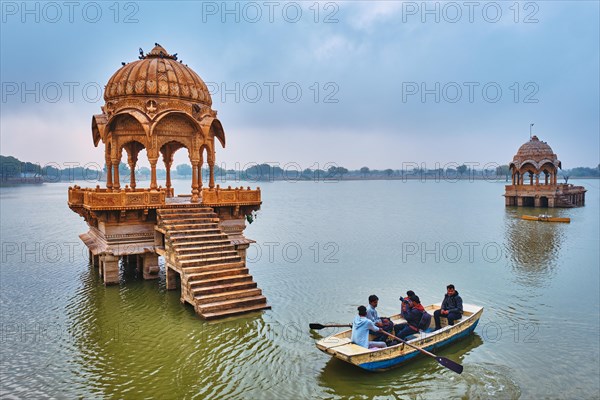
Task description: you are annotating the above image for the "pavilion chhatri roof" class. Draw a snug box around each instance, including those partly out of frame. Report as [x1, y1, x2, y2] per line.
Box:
[104, 43, 212, 105]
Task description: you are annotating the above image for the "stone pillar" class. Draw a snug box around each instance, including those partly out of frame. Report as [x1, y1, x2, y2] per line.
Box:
[197, 164, 203, 190]
[517, 197, 524, 206]
[164, 160, 172, 196]
[105, 157, 113, 190]
[191, 160, 200, 203]
[112, 157, 121, 191]
[90, 252, 100, 267]
[101, 254, 120, 285]
[534, 197, 541, 207]
[142, 253, 159, 280]
[166, 263, 178, 290]
[128, 153, 137, 189]
[136, 254, 143, 274]
[548, 197, 556, 208]
[208, 156, 215, 189]
[535, 174, 539, 185]
[149, 158, 158, 190]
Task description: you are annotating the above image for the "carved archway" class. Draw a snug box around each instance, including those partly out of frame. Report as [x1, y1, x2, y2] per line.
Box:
[160, 140, 188, 197]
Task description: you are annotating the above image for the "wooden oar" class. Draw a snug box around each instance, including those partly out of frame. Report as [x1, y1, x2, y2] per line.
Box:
[309, 323, 351, 329]
[380, 330, 463, 374]
[309, 322, 463, 374]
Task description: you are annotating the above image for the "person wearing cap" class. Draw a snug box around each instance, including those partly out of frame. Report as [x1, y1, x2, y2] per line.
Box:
[393, 295, 427, 340]
[433, 284, 463, 330]
[351, 305, 387, 349]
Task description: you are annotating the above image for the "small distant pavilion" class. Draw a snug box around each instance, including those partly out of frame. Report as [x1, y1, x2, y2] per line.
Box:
[504, 136, 586, 208]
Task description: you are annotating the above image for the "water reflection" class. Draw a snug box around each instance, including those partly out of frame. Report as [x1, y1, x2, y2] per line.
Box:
[316, 334, 518, 399]
[503, 208, 568, 287]
[64, 264, 291, 398]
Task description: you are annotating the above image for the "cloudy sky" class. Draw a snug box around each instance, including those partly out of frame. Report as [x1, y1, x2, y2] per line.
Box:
[1, 1, 598, 170]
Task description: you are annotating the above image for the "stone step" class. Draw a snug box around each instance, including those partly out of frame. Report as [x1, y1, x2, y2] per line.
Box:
[190, 274, 254, 290]
[175, 244, 236, 255]
[177, 250, 239, 260]
[197, 295, 268, 314]
[187, 267, 249, 283]
[195, 288, 263, 304]
[192, 281, 258, 296]
[181, 261, 246, 274]
[162, 222, 219, 230]
[200, 302, 271, 320]
[168, 233, 229, 242]
[158, 215, 219, 225]
[169, 228, 222, 235]
[172, 238, 231, 246]
[179, 255, 242, 267]
[158, 207, 215, 214]
[172, 240, 233, 250]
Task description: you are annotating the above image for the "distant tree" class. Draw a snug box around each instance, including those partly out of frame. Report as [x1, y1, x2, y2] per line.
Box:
[496, 165, 510, 182]
[384, 169, 394, 178]
[313, 169, 326, 180]
[360, 166, 370, 178]
[457, 164, 467, 176]
[337, 167, 348, 179]
[136, 167, 150, 180]
[176, 164, 192, 178]
[118, 162, 130, 176]
[327, 166, 348, 180]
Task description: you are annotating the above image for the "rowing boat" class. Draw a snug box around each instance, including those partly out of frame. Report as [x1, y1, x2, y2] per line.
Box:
[315, 303, 483, 371]
[522, 215, 571, 223]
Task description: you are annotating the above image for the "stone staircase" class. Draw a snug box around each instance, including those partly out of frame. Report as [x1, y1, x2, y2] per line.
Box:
[156, 205, 270, 319]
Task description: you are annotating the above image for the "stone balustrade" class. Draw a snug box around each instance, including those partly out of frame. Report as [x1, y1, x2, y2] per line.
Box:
[68, 186, 167, 210]
[505, 183, 586, 193]
[201, 185, 261, 206]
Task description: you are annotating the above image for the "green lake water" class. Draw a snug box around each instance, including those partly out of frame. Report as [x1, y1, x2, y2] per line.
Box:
[1, 179, 599, 399]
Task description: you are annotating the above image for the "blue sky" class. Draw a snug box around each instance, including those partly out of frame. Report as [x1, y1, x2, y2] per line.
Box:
[1, 1, 598, 170]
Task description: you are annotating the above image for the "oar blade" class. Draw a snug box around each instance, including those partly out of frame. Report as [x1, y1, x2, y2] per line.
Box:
[435, 357, 463, 374]
[309, 323, 325, 330]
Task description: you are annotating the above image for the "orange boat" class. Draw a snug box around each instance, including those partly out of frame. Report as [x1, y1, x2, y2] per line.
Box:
[522, 215, 571, 223]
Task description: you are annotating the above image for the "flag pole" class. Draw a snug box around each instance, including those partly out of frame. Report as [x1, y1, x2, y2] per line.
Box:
[530, 123, 534, 139]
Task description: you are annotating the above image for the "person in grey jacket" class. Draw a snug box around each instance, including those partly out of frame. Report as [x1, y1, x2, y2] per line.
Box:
[433, 284, 463, 330]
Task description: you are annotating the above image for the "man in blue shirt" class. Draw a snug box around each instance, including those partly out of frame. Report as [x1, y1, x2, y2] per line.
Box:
[351, 305, 387, 349]
[366, 294, 394, 342]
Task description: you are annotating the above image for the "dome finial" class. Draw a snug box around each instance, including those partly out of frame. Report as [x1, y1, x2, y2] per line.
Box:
[147, 43, 175, 59]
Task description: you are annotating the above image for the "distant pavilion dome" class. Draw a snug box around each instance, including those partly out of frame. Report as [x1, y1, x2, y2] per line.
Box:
[104, 44, 212, 105]
[511, 135, 561, 170]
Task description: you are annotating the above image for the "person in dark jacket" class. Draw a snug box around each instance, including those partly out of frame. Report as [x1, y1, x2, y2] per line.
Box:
[400, 290, 416, 318]
[393, 295, 426, 340]
[433, 284, 463, 330]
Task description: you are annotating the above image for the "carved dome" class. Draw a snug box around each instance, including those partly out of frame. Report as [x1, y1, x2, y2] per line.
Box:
[511, 136, 561, 170]
[104, 44, 212, 106]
